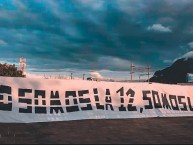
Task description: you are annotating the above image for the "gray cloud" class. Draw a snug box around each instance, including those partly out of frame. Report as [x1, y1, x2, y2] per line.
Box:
[188, 42, 193, 48]
[0, 39, 6, 45]
[0, 0, 193, 74]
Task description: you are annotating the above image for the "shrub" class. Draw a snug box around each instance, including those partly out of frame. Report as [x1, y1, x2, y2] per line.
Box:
[0, 63, 24, 77]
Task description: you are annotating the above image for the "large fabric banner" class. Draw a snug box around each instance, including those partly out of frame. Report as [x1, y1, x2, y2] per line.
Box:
[0, 77, 193, 123]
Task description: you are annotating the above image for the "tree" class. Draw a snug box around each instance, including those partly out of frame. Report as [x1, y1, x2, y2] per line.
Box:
[0, 63, 24, 77]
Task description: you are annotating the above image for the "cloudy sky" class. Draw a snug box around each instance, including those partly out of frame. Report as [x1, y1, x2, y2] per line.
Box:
[0, 0, 193, 79]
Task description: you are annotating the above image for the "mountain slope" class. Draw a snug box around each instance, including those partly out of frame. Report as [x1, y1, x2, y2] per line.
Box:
[149, 53, 193, 84]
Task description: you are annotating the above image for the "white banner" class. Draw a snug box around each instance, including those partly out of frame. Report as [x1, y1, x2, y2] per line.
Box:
[0, 77, 193, 123]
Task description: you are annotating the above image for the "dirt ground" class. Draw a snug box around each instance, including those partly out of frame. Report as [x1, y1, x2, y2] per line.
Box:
[0, 117, 193, 144]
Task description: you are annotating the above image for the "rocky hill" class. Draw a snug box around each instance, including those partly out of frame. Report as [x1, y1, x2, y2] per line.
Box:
[149, 52, 193, 84]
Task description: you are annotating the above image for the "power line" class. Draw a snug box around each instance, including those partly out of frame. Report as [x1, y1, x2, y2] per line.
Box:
[130, 63, 135, 81]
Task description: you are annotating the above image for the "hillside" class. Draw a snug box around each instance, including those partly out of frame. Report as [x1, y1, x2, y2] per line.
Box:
[149, 52, 193, 84]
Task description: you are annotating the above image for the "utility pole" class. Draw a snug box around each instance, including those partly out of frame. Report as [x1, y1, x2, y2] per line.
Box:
[70, 73, 73, 80]
[130, 63, 135, 81]
[145, 65, 151, 82]
[83, 74, 85, 80]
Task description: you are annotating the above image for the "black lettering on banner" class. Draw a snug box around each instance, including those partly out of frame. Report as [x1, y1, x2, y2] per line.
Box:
[152, 91, 162, 108]
[78, 90, 93, 111]
[178, 96, 187, 111]
[126, 89, 137, 111]
[18, 89, 32, 113]
[93, 88, 104, 110]
[116, 87, 126, 111]
[105, 89, 114, 111]
[187, 97, 193, 111]
[161, 93, 171, 109]
[169, 95, 179, 110]
[50, 91, 64, 114]
[0, 85, 12, 111]
[142, 90, 153, 109]
[65, 91, 79, 112]
[34, 90, 47, 114]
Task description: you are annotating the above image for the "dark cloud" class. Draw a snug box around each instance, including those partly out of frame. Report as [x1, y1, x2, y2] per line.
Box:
[0, 0, 193, 74]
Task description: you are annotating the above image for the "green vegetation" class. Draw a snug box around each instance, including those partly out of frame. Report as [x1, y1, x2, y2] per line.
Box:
[0, 63, 24, 77]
